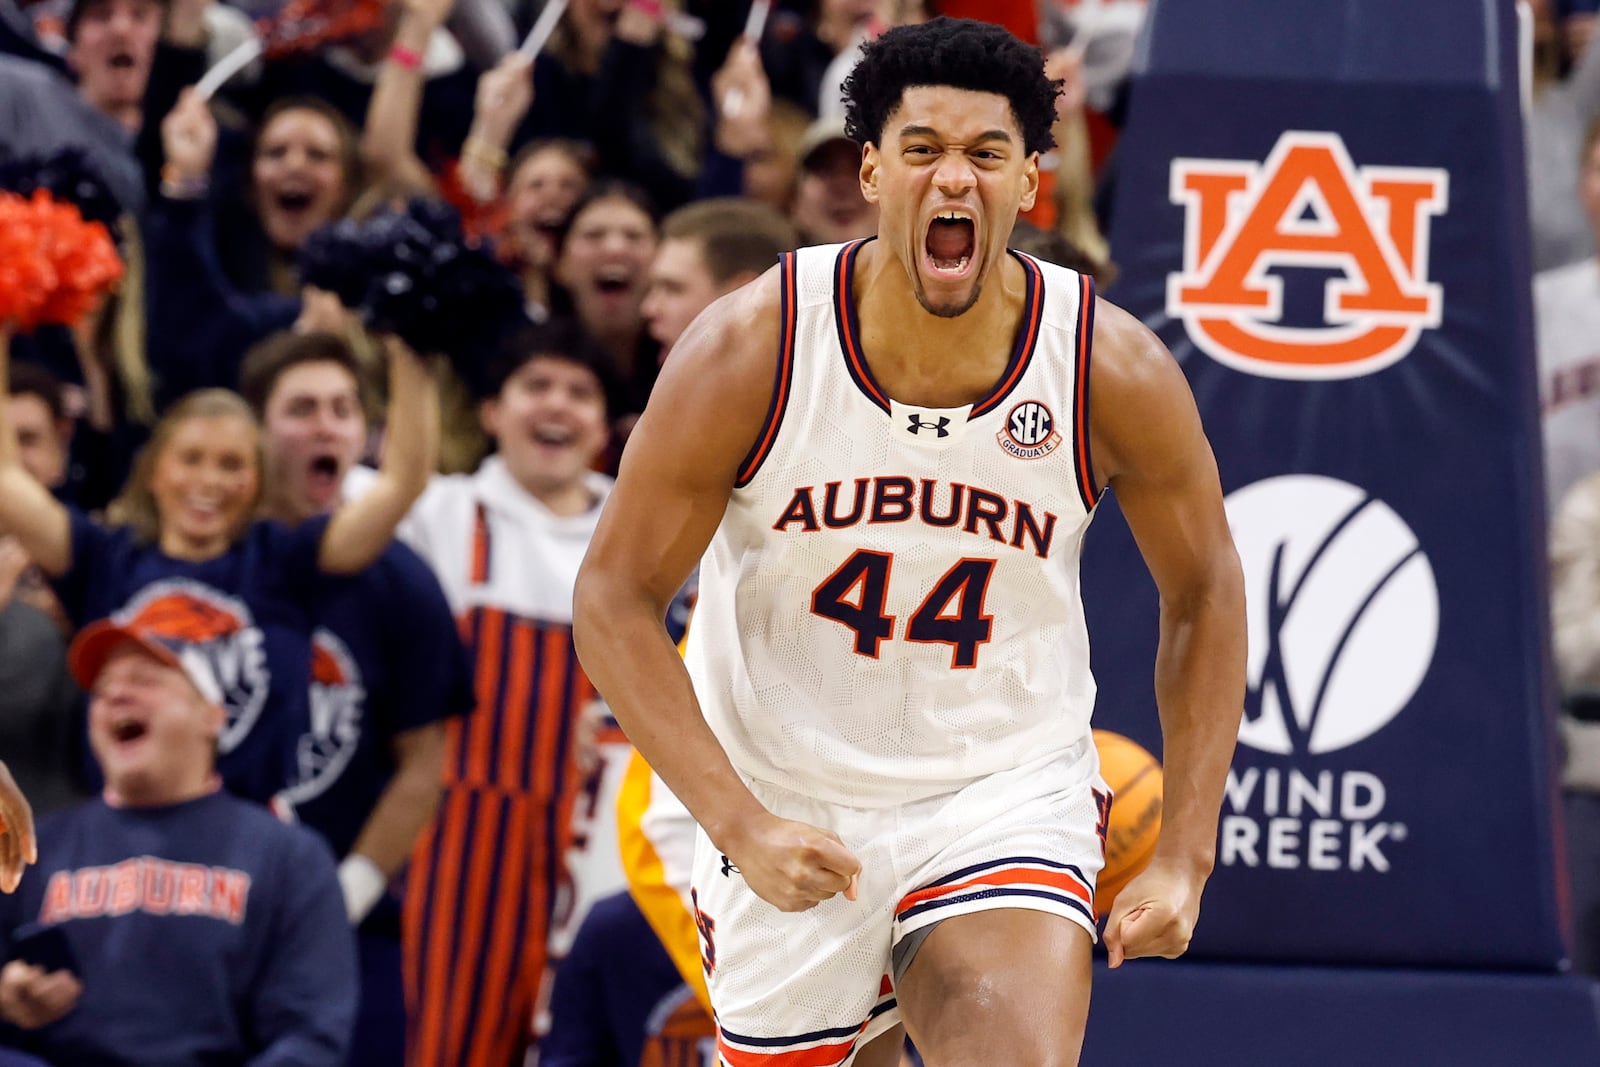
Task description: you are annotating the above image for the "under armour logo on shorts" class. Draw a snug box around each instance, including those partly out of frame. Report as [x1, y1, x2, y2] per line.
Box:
[720, 854, 741, 877]
[906, 413, 951, 437]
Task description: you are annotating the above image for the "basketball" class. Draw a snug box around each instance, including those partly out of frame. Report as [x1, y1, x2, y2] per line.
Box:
[1092, 730, 1164, 913]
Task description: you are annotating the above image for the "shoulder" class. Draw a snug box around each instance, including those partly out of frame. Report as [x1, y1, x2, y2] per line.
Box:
[642, 263, 789, 431]
[671, 262, 787, 371]
[1086, 296, 1205, 485]
[1089, 295, 1189, 404]
[220, 796, 340, 871]
[369, 538, 443, 585]
[406, 471, 477, 530]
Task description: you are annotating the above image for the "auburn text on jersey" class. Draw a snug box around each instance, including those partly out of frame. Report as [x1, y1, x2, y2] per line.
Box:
[773, 477, 1058, 559]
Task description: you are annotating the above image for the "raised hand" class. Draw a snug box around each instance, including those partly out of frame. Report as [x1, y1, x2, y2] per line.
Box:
[161, 87, 218, 184]
[712, 38, 771, 157]
[471, 53, 536, 148]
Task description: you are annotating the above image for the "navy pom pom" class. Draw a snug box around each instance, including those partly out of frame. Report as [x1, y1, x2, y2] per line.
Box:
[0, 147, 124, 237]
[299, 199, 527, 394]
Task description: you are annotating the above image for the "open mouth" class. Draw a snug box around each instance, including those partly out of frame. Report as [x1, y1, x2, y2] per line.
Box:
[109, 51, 136, 70]
[111, 718, 149, 744]
[307, 454, 341, 495]
[925, 212, 976, 277]
[594, 267, 633, 296]
[531, 426, 574, 448]
[274, 190, 316, 214]
[184, 496, 221, 520]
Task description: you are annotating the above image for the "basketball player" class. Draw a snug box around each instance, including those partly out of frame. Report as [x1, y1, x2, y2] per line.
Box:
[574, 17, 1245, 1067]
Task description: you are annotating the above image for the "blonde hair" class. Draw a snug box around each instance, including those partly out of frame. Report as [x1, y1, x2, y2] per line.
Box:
[107, 390, 264, 545]
[83, 216, 156, 426]
[1051, 110, 1110, 266]
[650, 14, 707, 181]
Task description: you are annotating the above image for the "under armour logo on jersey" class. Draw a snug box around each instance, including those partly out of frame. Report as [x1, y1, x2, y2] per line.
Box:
[720, 855, 740, 877]
[907, 414, 951, 437]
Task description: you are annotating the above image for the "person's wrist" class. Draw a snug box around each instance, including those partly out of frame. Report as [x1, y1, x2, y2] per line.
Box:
[337, 853, 387, 924]
[160, 163, 210, 200]
[462, 135, 507, 173]
[387, 42, 424, 70]
[714, 121, 763, 159]
[473, 117, 516, 148]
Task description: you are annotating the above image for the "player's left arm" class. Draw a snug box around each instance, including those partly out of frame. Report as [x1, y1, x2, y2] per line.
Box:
[1085, 299, 1246, 966]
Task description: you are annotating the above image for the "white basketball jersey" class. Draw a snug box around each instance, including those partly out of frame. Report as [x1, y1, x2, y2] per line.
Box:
[685, 239, 1102, 806]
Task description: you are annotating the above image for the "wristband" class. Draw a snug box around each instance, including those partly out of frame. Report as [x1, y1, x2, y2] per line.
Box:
[462, 136, 508, 171]
[388, 44, 423, 70]
[159, 164, 209, 201]
[337, 854, 387, 924]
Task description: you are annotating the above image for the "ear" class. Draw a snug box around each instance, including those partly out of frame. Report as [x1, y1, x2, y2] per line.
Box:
[860, 143, 883, 205]
[1019, 152, 1041, 213]
[478, 396, 501, 440]
[55, 417, 76, 450]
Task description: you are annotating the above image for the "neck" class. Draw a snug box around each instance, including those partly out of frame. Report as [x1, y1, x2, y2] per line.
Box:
[89, 94, 142, 133]
[158, 528, 231, 561]
[104, 771, 220, 809]
[509, 466, 596, 517]
[261, 487, 321, 525]
[591, 318, 641, 369]
[522, 268, 550, 312]
[860, 241, 1021, 332]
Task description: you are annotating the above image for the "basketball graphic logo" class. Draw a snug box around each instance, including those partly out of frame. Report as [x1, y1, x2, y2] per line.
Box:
[1167, 131, 1448, 380]
[997, 400, 1062, 460]
[279, 628, 366, 804]
[1224, 475, 1437, 755]
[115, 580, 268, 753]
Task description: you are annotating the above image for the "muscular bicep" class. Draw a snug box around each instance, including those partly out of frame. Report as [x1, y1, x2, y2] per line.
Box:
[1089, 301, 1237, 604]
[585, 272, 782, 611]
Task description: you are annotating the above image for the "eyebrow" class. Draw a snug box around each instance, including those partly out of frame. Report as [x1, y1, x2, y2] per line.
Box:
[898, 125, 1014, 145]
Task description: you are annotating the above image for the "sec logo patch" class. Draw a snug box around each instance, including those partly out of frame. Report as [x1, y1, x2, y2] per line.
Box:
[998, 400, 1061, 460]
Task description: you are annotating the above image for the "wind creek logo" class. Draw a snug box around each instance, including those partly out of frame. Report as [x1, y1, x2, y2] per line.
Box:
[997, 400, 1061, 460]
[1167, 131, 1448, 380]
[906, 413, 951, 438]
[1219, 475, 1437, 873]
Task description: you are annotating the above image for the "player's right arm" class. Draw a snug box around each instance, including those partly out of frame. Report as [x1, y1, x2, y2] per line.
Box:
[574, 269, 861, 914]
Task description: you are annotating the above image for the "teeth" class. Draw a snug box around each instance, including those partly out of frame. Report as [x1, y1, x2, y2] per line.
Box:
[935, 210, 969, 222]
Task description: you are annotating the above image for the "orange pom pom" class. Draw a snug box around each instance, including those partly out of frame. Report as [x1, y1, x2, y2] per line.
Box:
[0, 189, 123, 332]
[0, 191, 56, 330]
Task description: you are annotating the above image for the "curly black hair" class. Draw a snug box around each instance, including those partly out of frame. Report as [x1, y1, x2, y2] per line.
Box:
[842, 18, 1062, 157]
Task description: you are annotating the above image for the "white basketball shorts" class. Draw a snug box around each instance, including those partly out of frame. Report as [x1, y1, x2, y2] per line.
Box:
[689, 737, 1107, 1067]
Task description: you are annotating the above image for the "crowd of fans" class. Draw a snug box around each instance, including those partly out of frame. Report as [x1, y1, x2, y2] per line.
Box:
[5, 0, 1600, 1062]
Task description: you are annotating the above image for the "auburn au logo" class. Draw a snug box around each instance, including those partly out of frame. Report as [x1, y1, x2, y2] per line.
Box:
[1166, 131, 1448, 380]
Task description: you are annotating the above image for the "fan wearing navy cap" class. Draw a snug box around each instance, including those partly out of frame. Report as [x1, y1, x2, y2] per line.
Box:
[0, 616, 356, 1066]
